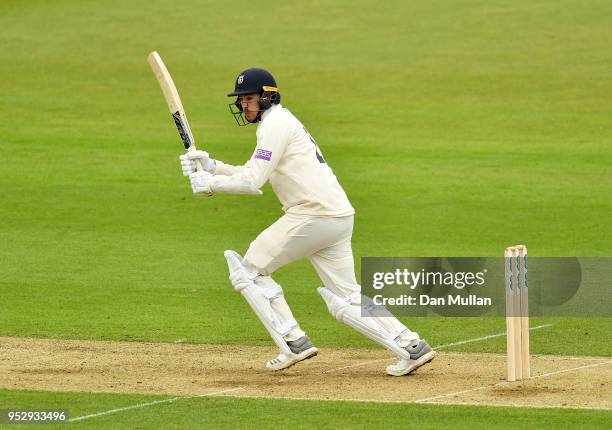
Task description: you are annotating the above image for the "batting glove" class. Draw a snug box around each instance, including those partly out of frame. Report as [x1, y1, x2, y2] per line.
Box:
[189, 171, 214, 196]
[180, 150, 216, 176]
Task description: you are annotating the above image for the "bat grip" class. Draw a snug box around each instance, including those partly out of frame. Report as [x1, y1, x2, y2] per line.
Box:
[186, 146, 212, 197]
[186, 146, 206, 172]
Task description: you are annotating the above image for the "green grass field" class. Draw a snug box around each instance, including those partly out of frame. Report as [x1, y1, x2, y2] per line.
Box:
[1, 0, 611, 428]
[2, 389, 612, 430]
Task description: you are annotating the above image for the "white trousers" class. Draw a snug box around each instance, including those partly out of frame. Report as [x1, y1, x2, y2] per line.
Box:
[244, 214, 408, 341]
[244, 214, 359, 299]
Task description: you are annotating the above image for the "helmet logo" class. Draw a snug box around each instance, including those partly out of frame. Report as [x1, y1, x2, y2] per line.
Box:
[237, 75, 244, 84]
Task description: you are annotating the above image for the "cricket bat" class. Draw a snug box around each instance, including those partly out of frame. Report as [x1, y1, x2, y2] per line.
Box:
[147, 51, 204, 172]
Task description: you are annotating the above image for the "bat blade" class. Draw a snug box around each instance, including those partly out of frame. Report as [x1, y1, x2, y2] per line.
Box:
[147, 51, 204, 170]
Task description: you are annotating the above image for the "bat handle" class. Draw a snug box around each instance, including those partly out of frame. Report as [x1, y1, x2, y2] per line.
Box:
[187, 145, 206, 172]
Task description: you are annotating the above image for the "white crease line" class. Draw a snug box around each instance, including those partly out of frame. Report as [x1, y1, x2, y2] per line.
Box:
[433, 324, 553, 350]
[533, 355, 611, 362]
[415, 384, 491, 403]
[70, 387, 244, 423]
[530, 360, 612, 380]
[322, 324, 554, 374]
[322, 358, 391, 373]
[415, 360, 612, 404]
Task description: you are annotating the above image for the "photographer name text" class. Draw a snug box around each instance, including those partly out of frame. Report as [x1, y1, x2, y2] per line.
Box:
[372, 294, 492, 306]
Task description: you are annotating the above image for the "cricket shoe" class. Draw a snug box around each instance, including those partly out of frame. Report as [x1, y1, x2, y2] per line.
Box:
[266, 336, 318, 371]
[386, 340, 436, 376]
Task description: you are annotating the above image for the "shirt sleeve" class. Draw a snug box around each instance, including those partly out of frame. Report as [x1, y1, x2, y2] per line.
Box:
[213, 160, 247, 176]
[209, 114, 291, 193]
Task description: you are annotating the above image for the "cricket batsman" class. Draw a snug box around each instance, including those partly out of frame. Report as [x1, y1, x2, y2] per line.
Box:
[179, 68, 435, 376]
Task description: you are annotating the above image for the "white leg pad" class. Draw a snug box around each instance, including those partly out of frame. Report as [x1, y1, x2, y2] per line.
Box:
[317, 287, 413, 360]
[361, 295, 420, 348]
[225, 250, 297, 355]
[254, 275, 304, 340]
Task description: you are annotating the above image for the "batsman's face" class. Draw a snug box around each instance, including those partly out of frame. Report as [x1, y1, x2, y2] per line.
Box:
[239, 93, 261, 121]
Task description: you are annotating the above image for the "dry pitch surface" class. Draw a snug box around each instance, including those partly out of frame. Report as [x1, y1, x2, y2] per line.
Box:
[1, 337, 610, 410]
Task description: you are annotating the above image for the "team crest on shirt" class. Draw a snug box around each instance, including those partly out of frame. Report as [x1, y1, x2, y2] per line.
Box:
[255, 149, 272, 161]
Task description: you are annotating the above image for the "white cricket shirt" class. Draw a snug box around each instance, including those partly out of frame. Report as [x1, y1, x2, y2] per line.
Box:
[212, 104, 354, 217]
